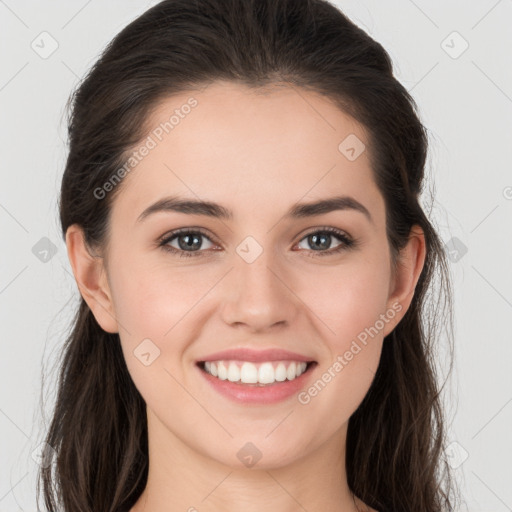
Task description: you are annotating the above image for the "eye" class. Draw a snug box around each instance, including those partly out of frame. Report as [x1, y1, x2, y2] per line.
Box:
[158, 228, 218, 258]
[158, 226, 356, 258]
[295, 227, 355, 257]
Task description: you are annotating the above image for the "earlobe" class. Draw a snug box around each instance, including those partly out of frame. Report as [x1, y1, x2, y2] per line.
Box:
[383, 225, 426, 337]
[65, 224, 119, 333]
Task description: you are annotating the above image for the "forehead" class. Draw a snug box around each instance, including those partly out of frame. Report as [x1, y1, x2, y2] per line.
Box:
[110, 80, 384, 226]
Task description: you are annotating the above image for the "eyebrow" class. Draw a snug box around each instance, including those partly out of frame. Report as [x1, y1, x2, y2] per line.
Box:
[136, 195, 373, 224]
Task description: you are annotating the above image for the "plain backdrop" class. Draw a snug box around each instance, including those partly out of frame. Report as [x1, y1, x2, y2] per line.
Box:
[1, 1, 511, 510]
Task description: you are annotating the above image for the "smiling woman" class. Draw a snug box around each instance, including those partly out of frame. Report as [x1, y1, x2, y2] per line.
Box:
[39, 0, 459, 511]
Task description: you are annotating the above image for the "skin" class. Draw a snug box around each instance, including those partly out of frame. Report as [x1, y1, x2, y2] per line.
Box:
[66, 81, 425, 512]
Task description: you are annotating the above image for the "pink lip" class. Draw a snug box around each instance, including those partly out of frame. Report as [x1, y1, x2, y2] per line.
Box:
[197, 348, 315, 363]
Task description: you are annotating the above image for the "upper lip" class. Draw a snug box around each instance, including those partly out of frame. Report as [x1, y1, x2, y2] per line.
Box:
[198, 348, 316, 363]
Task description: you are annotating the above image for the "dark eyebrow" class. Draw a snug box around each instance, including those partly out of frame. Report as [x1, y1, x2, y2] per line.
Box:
[287, 195, 373, 224]
[136, 195, 373, 224]
[137, 196, 233, 222]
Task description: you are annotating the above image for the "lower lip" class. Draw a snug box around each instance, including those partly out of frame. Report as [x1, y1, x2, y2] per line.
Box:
[196, 362, 317, 404]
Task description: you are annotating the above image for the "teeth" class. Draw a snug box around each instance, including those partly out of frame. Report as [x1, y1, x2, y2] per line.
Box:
[240, 362, 258, 383]
[286, 362, 297, 380]
[217, 361, 228, 380]
[202, 360, 308, 385]
[258, 362, 274, 384]
[274, 362, 287, 382]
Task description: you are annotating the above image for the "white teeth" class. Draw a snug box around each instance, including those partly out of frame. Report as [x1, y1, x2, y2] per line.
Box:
[258, 362, 275, 384]
[217, 361, 228, 380]
[275, 362, 287, 382]
[240, 362, 258, 383]
[286, 362, 297, 380]
[202, 360, 308, 385]
[227, 362, 241, 382]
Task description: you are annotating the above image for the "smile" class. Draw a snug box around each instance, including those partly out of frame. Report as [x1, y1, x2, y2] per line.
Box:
[200, 360, 311, 385]
[196, 359, 318, 404]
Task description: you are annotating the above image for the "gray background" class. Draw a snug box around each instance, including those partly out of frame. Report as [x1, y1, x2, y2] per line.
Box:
[1, 1, 511, 510]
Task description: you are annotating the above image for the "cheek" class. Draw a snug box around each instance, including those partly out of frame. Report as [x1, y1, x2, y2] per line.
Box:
[293, 263, 389, 433]
[110, 260, 223, 392]
[109, 256, 210, 341]
[296, 255, 391, 349]
[111, 261, 206, 409]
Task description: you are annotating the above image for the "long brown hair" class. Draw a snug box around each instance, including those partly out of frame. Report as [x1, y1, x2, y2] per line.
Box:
[38, 0, 459, 510]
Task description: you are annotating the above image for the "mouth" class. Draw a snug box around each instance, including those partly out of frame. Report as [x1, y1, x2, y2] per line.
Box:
[196, 360, 318, 387]
[195, 347, 318, 404]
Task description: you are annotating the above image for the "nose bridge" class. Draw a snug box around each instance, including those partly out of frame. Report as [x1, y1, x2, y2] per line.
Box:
[220, 238, 298, 330]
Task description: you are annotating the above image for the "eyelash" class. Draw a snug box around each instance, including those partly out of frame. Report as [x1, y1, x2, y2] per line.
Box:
[157, 226, 356, 259]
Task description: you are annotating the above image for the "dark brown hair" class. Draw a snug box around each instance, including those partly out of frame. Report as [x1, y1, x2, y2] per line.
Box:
[38, 0, 459, 510]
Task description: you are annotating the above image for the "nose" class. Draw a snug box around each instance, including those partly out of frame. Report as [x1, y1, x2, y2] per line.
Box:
[219, 248, 300, 332]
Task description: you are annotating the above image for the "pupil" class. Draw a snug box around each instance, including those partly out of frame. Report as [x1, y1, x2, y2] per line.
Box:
[310, 233, 330, 250]
[179, 234, 201, 251]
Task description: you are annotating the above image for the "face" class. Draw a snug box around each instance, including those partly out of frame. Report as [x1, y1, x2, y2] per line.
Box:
[83, 81, 412, 469]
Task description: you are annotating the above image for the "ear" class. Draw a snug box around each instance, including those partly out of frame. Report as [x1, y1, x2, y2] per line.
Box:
[65, 224, 119, 333]
[383, 224, 426, 337]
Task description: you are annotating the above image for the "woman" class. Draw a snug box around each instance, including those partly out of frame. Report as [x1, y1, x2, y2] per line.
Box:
[38, 0, 459, 510]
